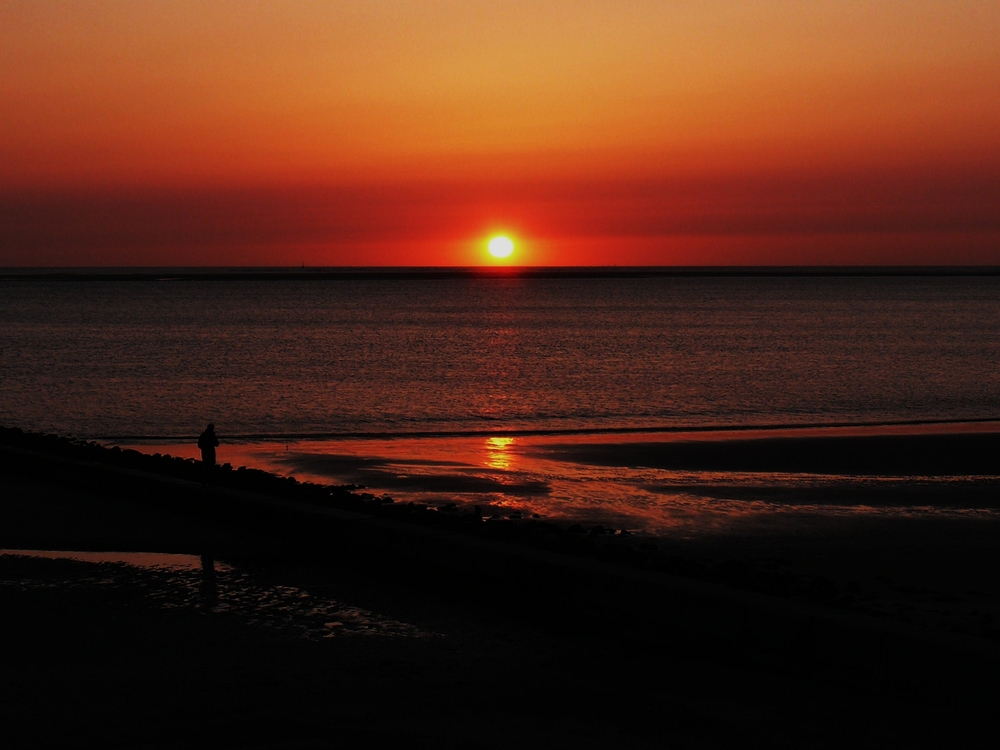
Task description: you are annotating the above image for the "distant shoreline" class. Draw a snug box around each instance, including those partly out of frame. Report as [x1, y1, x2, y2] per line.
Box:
[91, 415, 1000, 445]
[3, 265, 1000, 281]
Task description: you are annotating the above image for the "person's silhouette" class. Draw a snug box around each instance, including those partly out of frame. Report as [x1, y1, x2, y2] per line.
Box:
[198, 423, 219, 476]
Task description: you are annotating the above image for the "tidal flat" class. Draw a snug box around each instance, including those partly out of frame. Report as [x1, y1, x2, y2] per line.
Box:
[2, 428, 1000, 747]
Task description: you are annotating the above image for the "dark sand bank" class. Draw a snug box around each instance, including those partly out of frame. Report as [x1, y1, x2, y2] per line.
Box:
[275, 451, 553, 496]
[3, 427, 1000, 746]
[2, 475, 997, 749]
[538, 430, 1000, 476]
[6, 550, 967, 750]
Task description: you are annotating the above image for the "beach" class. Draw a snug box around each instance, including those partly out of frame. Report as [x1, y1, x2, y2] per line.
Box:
[3, 428, 1000, 747]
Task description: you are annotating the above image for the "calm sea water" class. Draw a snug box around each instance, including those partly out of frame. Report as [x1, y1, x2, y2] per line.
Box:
[4, 273, 1000, 535]
[3, 274, 1000, 438]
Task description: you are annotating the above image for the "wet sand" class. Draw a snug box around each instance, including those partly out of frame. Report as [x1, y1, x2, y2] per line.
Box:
[119, 424, 1000, 540]
[537, 429, 1000, 475]
[2, 432, 1000, 747]
[0, 473, 858, 749]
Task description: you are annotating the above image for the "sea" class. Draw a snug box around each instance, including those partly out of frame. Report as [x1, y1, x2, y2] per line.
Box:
[3, 270, 1000, 536]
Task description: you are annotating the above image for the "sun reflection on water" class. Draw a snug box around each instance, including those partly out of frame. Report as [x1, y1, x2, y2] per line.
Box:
[485, 436, 515, 470]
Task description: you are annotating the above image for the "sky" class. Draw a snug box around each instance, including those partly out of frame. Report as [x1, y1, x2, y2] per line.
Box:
[2, 1, 999, 266]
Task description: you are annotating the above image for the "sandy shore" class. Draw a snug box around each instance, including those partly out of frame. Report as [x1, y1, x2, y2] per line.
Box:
[2, 430, 1000, 747]
[538, 429, 1000, 475]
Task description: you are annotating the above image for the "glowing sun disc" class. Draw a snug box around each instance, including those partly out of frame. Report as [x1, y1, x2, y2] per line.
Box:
[488, 236, 515, 259]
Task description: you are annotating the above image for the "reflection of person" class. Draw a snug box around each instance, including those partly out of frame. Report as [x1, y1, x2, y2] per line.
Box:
[198, 423, 219, 468]
[200, 553, 218, 608]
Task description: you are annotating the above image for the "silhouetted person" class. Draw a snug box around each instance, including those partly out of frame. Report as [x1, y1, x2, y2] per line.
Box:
[198, 423, 219, 479]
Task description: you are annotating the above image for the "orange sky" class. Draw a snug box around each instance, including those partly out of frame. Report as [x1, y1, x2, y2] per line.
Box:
[2, 1, 999, 266]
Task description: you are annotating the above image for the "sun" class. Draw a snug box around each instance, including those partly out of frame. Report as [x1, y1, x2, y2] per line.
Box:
[487, 235, 515, 259]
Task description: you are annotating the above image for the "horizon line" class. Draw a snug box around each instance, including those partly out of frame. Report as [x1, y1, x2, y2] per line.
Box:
[4, 265, 1000, 282]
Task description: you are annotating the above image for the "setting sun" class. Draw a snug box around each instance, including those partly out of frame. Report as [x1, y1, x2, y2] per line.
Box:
[487, 236, 515, 259]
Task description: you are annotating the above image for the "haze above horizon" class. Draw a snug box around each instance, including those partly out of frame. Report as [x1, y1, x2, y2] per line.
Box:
[2, 1, 999, 267]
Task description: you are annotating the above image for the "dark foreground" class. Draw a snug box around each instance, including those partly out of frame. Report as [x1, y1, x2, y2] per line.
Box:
[2, 436, 1000, 748]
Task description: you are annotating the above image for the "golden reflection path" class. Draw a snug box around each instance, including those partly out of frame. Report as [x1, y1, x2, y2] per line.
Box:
[485, 436, 515, 470]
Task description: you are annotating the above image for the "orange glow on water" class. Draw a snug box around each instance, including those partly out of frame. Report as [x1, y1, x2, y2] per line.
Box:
[485, 437, 515, 470]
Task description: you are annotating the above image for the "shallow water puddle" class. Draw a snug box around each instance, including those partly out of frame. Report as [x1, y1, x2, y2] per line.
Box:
[0, 549, 229, 570]
[0, 549, 430, 641]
